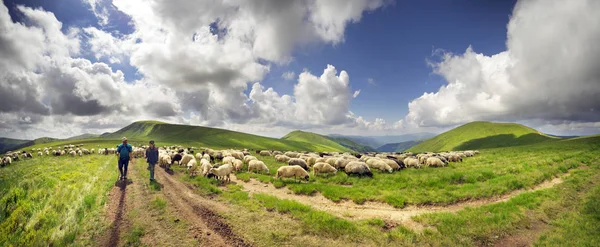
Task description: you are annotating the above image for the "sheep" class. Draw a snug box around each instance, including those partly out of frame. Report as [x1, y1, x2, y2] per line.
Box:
[326, 158, 337, 167]
[333, 158, 352, 169]
[345, 161, 373, 177]
[208, 163, 233, 182]
[284, 151, 299, 158]
[187, 158, 198, 175]
[233, 159, 244, 172]
[195, 153, 203, 160]
[222, 156, 235, 165]
[382, 159, 401, 171]
[180, 154, 194, 166]
[275, 165, 310, 182]
[464, 151, 474, 157]
[288, 158, 309, 171]
[272, 151, 283, 155]
[1, 156, 11, 167]
[426, 157, 445, 167]
[403, 157, 421, 169]
[313, 162, 337, 176]
[159, 154, 172, 169]
[243, 155, 258, 164]
[70, 151, 76, 157]
[248, 160, 269, 174]
[259, 150, 272, 156]
[37, 152, 43, 156]
[366, 159, 393, 173]
[306, 156, 317, 167]
[45, 150, 50, 156]
[77, 150, 83, 156]
[200, 159, 213, 177]
[315, 157, 327, 163]
[231, 151, 244, 160]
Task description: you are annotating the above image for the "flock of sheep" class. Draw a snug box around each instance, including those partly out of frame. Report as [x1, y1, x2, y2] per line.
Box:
[1, 144, 93, 167]
[1, 142, 480, 184]
[146, 147, 480, 183]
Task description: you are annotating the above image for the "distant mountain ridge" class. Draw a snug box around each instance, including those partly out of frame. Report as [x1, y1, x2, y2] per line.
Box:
[329, 133, 436, 149]
[376, 140, 423, 152]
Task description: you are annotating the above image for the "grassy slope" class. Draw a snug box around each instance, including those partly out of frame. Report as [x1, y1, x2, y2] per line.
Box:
[408, 121, 554, 152]
[102, 121, 347, 152]
[281, 130, 352, 152]
[179, 134, 600, 246]
[0, 153, 117, 246]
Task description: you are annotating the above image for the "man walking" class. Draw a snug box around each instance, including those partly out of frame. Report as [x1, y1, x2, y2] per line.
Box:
[145, 140, 159, 181]
[116, 137, 133, 180]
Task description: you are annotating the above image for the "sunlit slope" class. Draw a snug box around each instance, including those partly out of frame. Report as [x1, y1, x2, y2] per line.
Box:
[101, 121, 347, 152]
[408, 121, 555, 152]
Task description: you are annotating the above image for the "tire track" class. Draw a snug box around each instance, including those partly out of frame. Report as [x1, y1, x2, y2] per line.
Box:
[155, 167, 252, 247]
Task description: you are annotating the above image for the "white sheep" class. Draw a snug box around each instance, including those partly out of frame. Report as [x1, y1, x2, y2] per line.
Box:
[222, 156, 235, 165]
[248, 160, 269, 174]
[180, 154, 195, 166]
[275, 165, 310, 182]
[200, 159, 213, 177]
[243, 155, 258, 164]
[345, 161, 373, 177]
[1, 156, 11, 166]
[37, 152, 43, 156]
[208, 163, 233, 182]
[288, 158, 309, 171]
[313, 162, 337, 176]
[232, 159, 244, 172]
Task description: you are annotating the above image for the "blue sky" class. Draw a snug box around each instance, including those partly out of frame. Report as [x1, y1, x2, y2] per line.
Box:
[0, 0, 598, 139]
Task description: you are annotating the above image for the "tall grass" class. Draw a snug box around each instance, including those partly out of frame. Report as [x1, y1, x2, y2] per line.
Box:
[0, 154, 117, 246]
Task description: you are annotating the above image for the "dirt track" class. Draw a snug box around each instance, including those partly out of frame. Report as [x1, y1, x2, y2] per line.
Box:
[230, 173, 567, 231]
[155, 167, 252, 247]
[97, 160, 251, 247]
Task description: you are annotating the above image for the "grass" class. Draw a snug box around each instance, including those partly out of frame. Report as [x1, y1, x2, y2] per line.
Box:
[408, 121, 555, 152]
[282, 130, 355, 152]
[176, 136, 600, 246]
[0, 153, 117, 246]
[231, 136, 599, 207]
[101, 121, 349, 152]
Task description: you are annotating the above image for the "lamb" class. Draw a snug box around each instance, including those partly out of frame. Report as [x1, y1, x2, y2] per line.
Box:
[233, 159, 244, 172]
[344, 161, 373, 177]
[248, 160, 269, 174]
[180, 154, 195, 166]
[288, 158, 309, 171]
[426, 157, 445, 167]
[208, 163, 233, 182]
[312, 162, 337, 176]
[275, 165, 310, 182]
[403, 157, 421, 168]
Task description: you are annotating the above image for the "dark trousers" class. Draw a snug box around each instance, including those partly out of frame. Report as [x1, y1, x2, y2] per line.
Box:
[149, 162, 156, 180]
[118, 158, 130, 178]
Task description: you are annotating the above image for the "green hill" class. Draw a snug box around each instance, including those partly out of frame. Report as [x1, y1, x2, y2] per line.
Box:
[281, 130, 352, 152]
[66, 133, 100, 140]
[407, 121, 555, 152]
[0, 138, 31, 154]
[102, 121, 347, 152]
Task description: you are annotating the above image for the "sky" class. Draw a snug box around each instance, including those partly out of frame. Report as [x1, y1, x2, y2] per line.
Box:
[0, 0, 599, 140]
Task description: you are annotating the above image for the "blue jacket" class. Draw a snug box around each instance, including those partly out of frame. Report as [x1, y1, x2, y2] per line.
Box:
[117, 143, 132, 160]
[146, 147, 159, 164]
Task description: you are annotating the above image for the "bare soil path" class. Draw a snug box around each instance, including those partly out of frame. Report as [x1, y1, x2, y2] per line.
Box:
[96, 164, 134, 246]
[155, 167, 252, 247]
[230, 173, 567, 231]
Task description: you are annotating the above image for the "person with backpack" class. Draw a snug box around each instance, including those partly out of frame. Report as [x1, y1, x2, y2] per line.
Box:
[145, 140, 159, 181]
[116, 137, 133, 180]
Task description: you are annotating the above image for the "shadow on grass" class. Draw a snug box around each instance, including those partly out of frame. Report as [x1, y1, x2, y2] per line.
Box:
[149, 179, 163, 191]
[454, 133, 552, 151]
